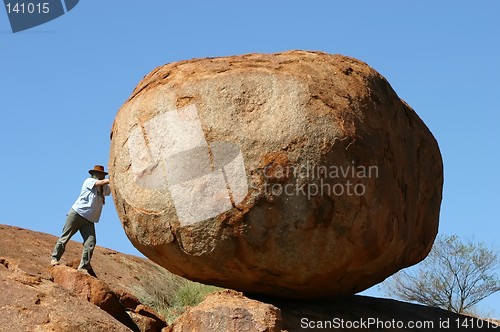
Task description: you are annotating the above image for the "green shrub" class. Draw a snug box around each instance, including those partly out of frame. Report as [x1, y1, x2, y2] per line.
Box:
[133, 270, 221, 324]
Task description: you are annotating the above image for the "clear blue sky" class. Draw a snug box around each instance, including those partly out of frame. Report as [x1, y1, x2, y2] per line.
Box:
[1, 1, 498, 315]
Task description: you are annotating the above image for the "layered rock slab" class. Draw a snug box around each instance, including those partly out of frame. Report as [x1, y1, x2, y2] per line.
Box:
[0, 258, 132, 332]
[109, 50, 444, 298]
[165, 290, 282, 332]
[0, 225, 170, 332]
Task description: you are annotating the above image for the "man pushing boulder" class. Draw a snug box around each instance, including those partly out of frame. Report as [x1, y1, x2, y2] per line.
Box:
[50, 165, 111, 274]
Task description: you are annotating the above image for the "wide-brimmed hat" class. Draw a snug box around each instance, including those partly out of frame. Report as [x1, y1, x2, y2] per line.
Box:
[89, 165, 108, 175]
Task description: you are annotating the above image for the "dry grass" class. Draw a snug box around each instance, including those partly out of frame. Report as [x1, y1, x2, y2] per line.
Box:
[133, 267, 221, 324]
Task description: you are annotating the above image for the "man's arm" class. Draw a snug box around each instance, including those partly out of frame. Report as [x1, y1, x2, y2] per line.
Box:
[94, 179, 110, 187]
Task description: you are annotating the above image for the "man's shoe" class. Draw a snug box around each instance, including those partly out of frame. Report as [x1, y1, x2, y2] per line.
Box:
[50, 258, 59, 266]
[77, 268, 90, 275]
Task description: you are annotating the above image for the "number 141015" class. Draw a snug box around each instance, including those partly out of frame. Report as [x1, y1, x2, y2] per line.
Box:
[6, 2, 50, 14]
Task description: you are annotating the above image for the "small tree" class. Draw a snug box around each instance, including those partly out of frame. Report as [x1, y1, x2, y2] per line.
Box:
[380, 234, 500, 314]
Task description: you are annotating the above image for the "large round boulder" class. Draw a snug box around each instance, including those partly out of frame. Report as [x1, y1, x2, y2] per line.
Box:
[109, 50, 443, 298]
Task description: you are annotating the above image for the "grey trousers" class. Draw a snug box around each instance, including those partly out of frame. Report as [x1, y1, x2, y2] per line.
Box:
[51, 209, 96, 270]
